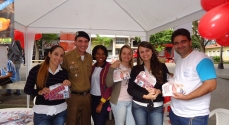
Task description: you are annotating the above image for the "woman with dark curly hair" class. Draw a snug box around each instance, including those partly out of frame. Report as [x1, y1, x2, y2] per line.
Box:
[90, 45, 112, 125]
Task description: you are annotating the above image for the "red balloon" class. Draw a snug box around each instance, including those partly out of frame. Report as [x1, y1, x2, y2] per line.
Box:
[19, 37, 25, 49]
[198, 3, 229, 40]
[201, 0, 226, 11]
[14, 30, 23, 40]
[35, 34, 42, 40]
[216, 31, 229, 46]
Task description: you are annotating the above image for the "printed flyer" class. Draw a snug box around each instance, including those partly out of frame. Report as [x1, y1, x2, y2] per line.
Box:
[113, 68, 130, 82]
[134, 71, 156, 88]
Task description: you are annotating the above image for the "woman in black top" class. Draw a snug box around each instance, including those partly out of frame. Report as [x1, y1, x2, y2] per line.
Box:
[24, 45, 71, 125]
[127, 42, 169, 125]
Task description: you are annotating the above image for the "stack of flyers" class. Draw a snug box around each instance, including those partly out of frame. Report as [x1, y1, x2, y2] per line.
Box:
[113, 68, 130, 82]
[44, 84, 70, 100]
[134, 71, 156, 88]
[162, 82, 185, 96]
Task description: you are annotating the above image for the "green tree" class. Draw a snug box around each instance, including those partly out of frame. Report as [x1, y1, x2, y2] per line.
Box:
[134, 36, 141, 43]
[150, 29, 173, 52]
[192, 20, 211, 52]
[92, 34, 112, 47]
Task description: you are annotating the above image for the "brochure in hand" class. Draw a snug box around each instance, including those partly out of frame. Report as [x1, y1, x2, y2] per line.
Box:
[134, 71, 156, 88]
[162, 74, 185, 96]
[44, 84, 70, 100]
[113, 68, 130, 82]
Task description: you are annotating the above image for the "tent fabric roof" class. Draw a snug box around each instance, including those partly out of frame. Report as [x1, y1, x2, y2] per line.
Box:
[15, 0, 205, 36]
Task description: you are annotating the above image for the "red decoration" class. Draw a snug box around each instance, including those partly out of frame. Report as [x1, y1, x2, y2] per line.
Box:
[14, 30, 23, 40]
[198, 3, 229, 40]
[35, 34, 42, 40]
[59, 42, 68, 51]
[201, 0, 226, 11]
[67, 42, 75, 51]
[216, 31, 229, 46]
[19, 37, 25, 49]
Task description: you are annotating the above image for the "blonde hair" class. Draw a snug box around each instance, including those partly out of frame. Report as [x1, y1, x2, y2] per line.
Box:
[119, 45, 133, 68]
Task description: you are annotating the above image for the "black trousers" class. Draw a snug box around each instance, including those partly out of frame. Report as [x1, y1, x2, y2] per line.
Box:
[0, 78, 13, 86]
[91, 95, 110, 125]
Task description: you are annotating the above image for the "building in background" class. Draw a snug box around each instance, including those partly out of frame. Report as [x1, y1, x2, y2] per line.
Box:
[205, 44, 229, 62]
[91, 35, 138, 56]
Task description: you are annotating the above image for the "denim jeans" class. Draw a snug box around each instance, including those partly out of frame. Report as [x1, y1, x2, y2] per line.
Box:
[169, 109, 209, 125]
[110, 101, 135, 125]
[132, 101, 163, 125]
[14, 63, 21, 81]
[7, 89, 20, 93]
[6, 63, 21, 93]
[33, 109, 67, 125]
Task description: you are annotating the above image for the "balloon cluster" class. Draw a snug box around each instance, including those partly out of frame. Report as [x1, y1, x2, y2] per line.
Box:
[14, 30, 42, 49]
[198, 0, 229, 46]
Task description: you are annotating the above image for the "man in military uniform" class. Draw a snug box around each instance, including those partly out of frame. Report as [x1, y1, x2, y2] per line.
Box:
[62, 31, 92, 125]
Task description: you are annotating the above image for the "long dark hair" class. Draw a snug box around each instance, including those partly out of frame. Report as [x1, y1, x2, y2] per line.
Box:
[36, 45, 64, 88]
[137, 41, 163, 84]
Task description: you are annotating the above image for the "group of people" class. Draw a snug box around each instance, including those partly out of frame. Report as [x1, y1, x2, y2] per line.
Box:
[0, 40, 23, 97]
[23, 28, 217, 125]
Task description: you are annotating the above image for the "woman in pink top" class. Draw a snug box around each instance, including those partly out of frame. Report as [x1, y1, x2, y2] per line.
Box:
[106, 45, 135, 125]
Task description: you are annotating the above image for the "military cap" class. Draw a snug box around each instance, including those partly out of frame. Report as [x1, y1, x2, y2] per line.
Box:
[75, 31, 90, 41]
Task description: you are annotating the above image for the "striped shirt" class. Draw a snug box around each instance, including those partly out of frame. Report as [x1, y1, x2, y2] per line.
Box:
[1, 60, 17, 82]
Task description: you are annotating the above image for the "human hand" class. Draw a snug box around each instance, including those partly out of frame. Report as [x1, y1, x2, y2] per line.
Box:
[143, 92, 158, 100]
[145, 88, 156, 94]
[111, 60, 120, 69]
[172, 89, 189, 100]
[62, 80, 71, 86]
[96, 102, 104, 113]
[38, 87, 50, 95]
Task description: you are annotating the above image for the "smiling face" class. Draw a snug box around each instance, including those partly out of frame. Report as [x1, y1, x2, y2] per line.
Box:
[48, 47, 65, 67]
[138, 46, 153, 62]
[74, 37, 89, 55]
[95, 48, 106, 66]
[173, 35, 192, 58]
[120, 47, 132, 63]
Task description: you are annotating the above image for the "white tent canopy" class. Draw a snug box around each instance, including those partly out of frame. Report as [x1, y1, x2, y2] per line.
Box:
[14, 0, 205, 107]
[15, 0, 205, 36]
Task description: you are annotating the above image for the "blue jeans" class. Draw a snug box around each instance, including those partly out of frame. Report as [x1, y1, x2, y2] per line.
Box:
[33, 109, 67, 125]
[110, 101, 135, 125]
[14, 63, 21, 81]
[132, 101, 163, 125]
[169, 109, 209, 125]
[7, 89, 20, 93]
[6, 63, 21, 94]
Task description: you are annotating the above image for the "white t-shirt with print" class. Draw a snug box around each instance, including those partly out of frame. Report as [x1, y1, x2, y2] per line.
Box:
[171, 50, 216, 117]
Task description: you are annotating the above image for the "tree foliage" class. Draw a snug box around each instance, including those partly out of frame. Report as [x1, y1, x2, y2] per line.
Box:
[41, 34, 59, 41]
[192, 20, 212, 52]
[92, 34, 112, 47]
[150, 29, 173, 52]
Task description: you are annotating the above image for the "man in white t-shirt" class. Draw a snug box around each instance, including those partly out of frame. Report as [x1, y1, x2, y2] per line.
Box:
[169, 28, 217, 125]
